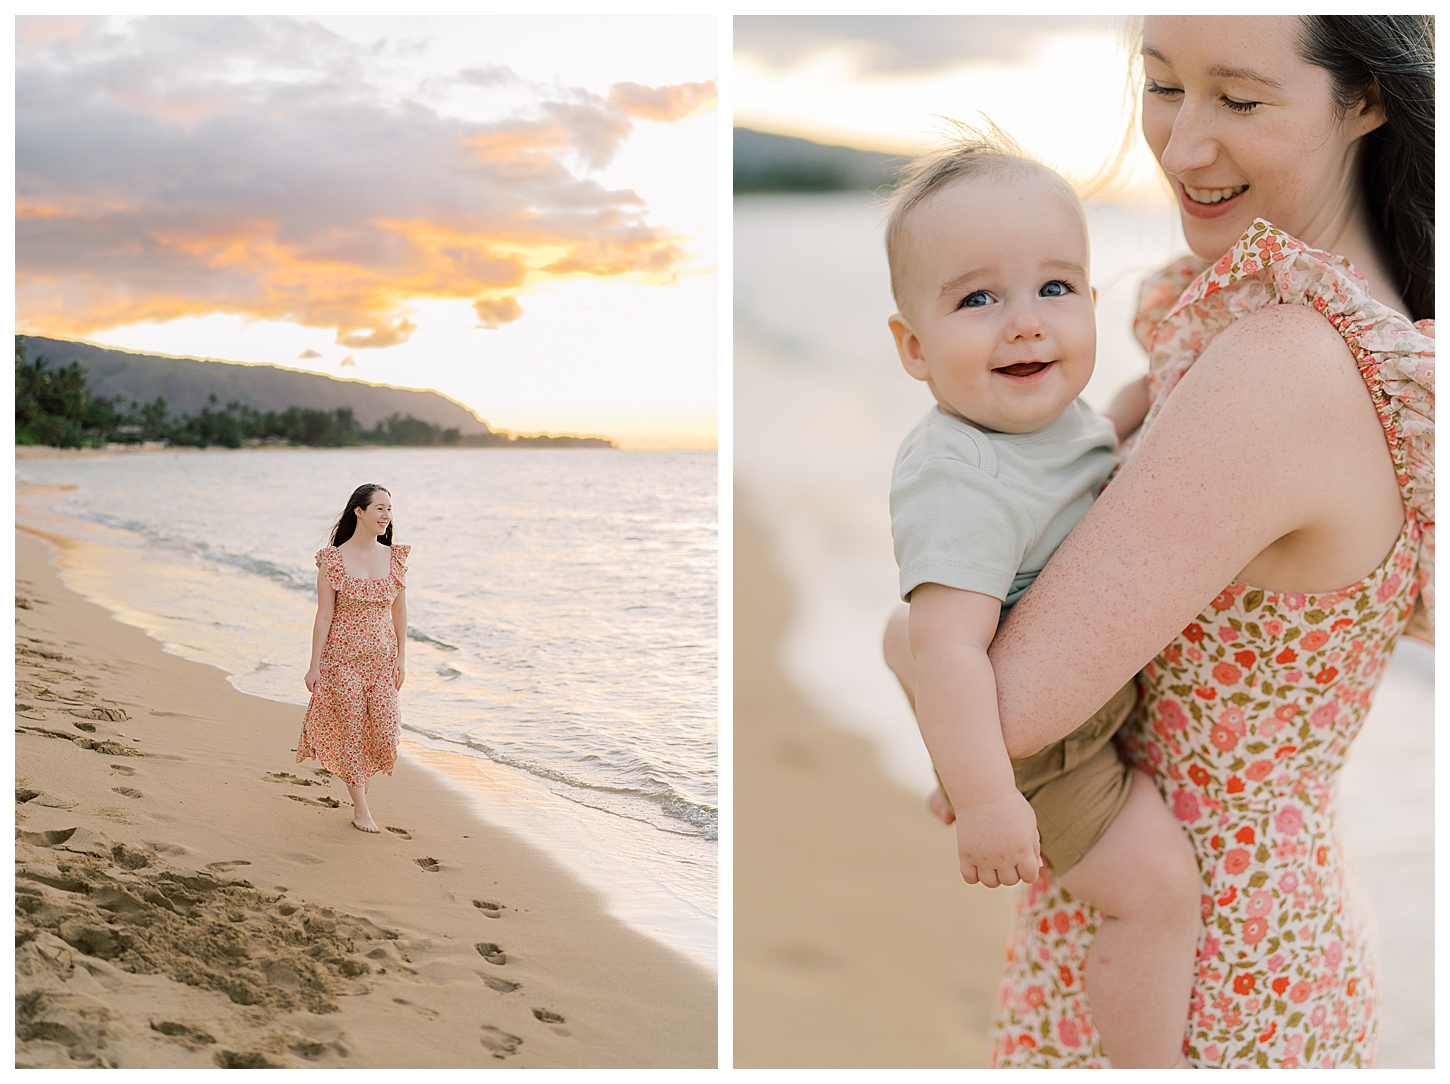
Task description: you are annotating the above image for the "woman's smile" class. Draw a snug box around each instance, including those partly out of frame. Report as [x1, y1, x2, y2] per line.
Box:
[1183, 183, 1249, 205]
[1176, 180, 1250, 220]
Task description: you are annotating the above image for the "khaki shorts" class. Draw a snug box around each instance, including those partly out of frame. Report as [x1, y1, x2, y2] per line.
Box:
[935, 678, 1138, 877]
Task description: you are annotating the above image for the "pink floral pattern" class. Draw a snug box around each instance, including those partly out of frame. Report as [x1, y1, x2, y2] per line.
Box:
[991, 221, 1432, 1068]
[297, 544, 409, 787]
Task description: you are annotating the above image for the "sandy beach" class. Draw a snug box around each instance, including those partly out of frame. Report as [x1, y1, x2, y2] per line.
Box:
[734, 505, 1015, 1068]
[14, 528, 715, 1069]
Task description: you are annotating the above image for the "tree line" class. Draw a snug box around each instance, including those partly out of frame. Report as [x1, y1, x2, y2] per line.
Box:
[14, 338, 583, 449]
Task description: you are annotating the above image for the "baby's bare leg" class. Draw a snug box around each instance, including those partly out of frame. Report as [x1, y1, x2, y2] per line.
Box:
[1057, 769, 1199, 1068]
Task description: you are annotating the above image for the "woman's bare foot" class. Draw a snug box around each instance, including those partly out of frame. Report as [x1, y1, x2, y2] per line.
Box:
[347, 782, 379, 833]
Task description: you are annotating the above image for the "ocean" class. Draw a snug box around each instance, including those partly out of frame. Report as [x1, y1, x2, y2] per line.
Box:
[15, 446, 718, 971]
[734, 192, 1432, 1066]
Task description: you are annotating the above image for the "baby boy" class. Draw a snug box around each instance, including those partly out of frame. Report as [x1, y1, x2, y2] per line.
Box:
[886, 131, 1199, 1068]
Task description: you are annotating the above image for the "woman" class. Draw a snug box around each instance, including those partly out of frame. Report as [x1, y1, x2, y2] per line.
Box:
[884, 15, 1432, 1068]
[299, 484, 409, 833]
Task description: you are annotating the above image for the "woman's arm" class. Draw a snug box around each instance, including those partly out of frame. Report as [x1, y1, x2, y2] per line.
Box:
[305, 569, 336, 693]
[392, 588, 407, 690]
[990, 304, 1404, 759]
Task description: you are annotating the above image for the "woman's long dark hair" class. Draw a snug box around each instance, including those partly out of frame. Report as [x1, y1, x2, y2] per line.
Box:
[1299, 15, 1435, 321]
[331, 484, 393, 547]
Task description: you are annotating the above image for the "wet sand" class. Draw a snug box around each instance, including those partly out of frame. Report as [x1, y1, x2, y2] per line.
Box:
[734, 505, 1015, 1067]
[14, 528, 715, 1069]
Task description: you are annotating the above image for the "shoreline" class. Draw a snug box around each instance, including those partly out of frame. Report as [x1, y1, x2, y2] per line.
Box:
[15, 443, 623, 461]
[733, 500, 1015, 1067]
[15, 528, 715, 1068]
[15, 443, 720, 462]
[14, 471, 718, 973]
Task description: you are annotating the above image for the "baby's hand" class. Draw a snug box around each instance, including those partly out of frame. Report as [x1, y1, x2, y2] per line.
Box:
[954, 790, 1041, 888]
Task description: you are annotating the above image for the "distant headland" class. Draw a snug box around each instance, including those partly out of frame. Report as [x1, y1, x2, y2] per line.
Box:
[15, 336, 615, 449]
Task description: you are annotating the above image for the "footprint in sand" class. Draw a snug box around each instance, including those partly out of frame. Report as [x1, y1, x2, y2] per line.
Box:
[287, 795, 342, 809]
[474, 942, 507, 966]
[112, 787, 142, 799]
[532, 1008, 570, 1036]
[109, 764, 137, 776]
[415, 857, 441, 873]
[390, 998, 440, 1019]
[472, 900, 504, 918]
[481, 975, 520, 993]
[216, 1051, 282, 1069]
[386, 827, 412, 839]
[267, 772, 326, 787]
[478, 1026, 523, 1059]
[150, 1021, 216, 1050]
[72, 721, 97, 733]
[206, 860, 253, 872]
[288, 1036, 349, 1061]
[18, 827, 79, 847]
[17, 789, 40, 803]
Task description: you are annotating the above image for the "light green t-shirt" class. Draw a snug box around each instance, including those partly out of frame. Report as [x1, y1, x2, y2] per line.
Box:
[891, 401, 1118, 608]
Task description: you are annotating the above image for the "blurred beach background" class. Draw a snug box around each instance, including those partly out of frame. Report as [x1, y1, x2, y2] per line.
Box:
[733, 15, 1431, 1068]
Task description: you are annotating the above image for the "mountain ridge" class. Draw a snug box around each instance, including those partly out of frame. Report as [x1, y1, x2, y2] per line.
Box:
[19, 335, 497, 436]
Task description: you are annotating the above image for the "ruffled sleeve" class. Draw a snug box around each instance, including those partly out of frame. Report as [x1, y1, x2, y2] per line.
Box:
[390, 544, 410, 589]
[1134, 218, 1434, 642]
[315, 547, 346, 592]
[1132, 254, 1206, 357]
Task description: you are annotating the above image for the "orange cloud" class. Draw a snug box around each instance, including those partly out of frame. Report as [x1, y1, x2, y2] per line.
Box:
[608, 80, 717, 122]
[473, 297, 524, 329]
[16, 16, 713, 348]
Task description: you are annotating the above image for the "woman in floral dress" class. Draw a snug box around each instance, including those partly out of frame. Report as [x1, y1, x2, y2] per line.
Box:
[300, 484, 409, 834]
[886, 15, 1432, 1068]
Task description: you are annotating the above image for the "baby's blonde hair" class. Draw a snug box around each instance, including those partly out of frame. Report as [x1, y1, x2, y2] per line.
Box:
[884, 120, 1075, 308]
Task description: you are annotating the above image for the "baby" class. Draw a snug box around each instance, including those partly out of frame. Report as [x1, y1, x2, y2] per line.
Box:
[885, 131, 1199, 1068]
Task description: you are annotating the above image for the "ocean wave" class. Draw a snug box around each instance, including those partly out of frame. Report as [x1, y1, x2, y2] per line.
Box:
[407, 627, 458, 651]
[52, 506, 318, 593]
[401, 723, 718, 841]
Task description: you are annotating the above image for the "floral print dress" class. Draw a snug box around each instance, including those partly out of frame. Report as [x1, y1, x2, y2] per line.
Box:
[297, 544, 409, 787]
[990, 221, 1434, 1069]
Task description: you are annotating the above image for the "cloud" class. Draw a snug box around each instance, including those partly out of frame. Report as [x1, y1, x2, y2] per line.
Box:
[735, 15, 1110, 76]
[16, 15, 709, 348]
[458, 64, 515, 88]
[473, 297, 524, 329]
[608, 80, 716, 122]
[339, 354, 355, 367]
[297, 347, 322, 358]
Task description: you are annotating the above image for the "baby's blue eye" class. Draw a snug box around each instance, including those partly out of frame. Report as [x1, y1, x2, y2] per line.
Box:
[960, 291, 991, 309]
[1039, 280, 1071, 297]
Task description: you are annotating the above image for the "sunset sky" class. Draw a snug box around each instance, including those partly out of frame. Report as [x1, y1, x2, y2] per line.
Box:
[735, 15, 1168, 204]
[17, 14, 717, 449]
